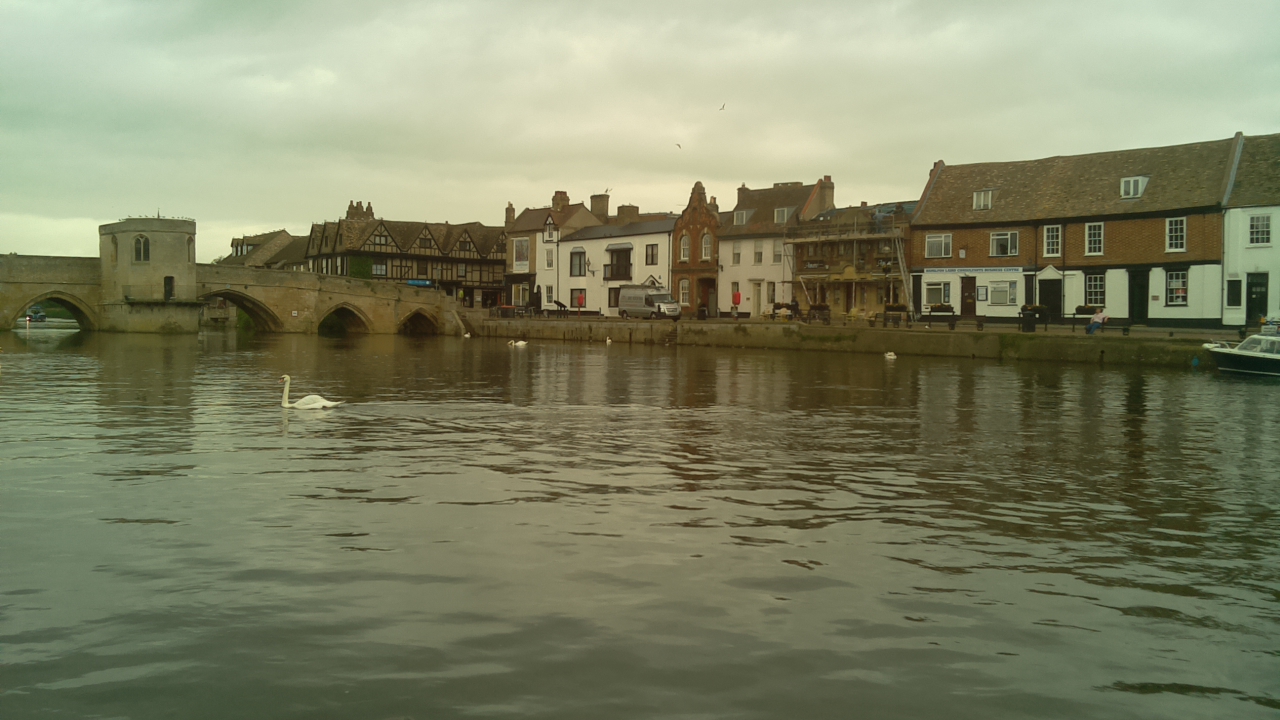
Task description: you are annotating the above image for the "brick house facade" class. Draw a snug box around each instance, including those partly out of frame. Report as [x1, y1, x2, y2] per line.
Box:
[670, 182, 721, 315]
[910, 136, 1240, 326]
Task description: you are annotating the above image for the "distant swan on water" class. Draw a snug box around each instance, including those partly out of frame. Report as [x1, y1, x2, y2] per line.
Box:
[508, 340, 528, 347]
[884, 352, 897, 359]
[279, 375, 343, 409]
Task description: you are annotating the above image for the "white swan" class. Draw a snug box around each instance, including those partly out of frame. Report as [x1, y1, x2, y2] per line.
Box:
[508, 340, 528, 347]
[279, 374, 343, 409]
[606, 337, 612, 345]
[884, 352, 897, 359]
[463, 332, 471, 338]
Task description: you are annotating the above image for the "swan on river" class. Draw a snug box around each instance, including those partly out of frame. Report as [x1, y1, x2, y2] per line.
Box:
[508, 340, 528, 347]
[279, 375, 343, 409]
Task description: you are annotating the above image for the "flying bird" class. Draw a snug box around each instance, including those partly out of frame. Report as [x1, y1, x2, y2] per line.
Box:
[719, 103, 725, 111]
[675, 143, 682, 149]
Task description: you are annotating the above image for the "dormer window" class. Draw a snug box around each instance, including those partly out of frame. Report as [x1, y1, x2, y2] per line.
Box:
[774, 207, 792, 224]
[734, 210, 748, 226]
[1121, 176, 1148, 199]
[545, 220, 557, 241]
[972, 190, 993, 211]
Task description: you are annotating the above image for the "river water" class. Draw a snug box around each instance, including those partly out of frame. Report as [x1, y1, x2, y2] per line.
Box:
[1, 329, 1277, 719]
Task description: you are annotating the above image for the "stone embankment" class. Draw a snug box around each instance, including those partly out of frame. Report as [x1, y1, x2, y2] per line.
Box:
[477, 318, 1215, 369]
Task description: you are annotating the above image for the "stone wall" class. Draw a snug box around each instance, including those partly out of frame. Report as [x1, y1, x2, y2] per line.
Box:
[479, 318, 1213, 369]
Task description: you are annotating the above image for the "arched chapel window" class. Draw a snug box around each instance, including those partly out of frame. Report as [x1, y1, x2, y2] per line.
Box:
[134, 235, 150, 262]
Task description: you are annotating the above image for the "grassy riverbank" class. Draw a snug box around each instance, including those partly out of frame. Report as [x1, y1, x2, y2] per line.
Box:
[479, 318, 1214, 369]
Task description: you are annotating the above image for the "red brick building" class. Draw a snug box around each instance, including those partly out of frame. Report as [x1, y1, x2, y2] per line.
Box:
[909, 136, 1238, 326]
[670, 182, 721, 315]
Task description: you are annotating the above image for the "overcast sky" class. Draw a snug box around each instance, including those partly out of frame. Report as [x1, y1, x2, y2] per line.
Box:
[2, 0, 1278, 261]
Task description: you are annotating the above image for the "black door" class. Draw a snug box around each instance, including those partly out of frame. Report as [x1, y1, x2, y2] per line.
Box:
[1128, 268, 1149, 324]
[1038, 279, 1063, 320]
[1247, 273, 1269, 326]
[960, 277, 977, 316]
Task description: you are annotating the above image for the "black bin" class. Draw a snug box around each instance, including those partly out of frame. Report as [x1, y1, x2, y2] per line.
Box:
[697, 306, 708, 320]
[1019, 311, 1037, 333]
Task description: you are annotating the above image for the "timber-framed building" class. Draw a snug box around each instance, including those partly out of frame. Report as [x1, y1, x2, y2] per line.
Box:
[305, 201, 507, 308]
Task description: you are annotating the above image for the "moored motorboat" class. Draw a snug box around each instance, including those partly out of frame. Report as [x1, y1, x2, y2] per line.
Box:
[1205, 334, 1280, 376]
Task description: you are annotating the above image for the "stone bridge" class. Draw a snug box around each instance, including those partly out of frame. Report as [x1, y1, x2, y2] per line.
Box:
[0, 254, 475, 335]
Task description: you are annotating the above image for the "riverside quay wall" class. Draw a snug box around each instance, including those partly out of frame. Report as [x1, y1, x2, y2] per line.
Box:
[478, 319, 1214, 369]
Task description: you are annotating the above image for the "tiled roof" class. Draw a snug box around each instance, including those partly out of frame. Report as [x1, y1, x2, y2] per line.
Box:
[1226, 133, 1280, 208]
[720, 182, 817, 237]
[220, 229, 297, 267]
[912, 137, 1238, 226]
[509, 203, 596, 233]
[563, 218, 676, 242]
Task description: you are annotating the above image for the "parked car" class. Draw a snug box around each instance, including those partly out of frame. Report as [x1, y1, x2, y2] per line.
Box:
[26, 305, 47, 322]
[617, 285, 681, 320]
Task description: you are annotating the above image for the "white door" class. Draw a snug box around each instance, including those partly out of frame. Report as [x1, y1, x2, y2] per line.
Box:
[752, 282, 762, 316]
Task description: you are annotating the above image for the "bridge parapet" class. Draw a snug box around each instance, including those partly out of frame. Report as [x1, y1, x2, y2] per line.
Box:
[0, 255, 103, 330]
[196, 264, 465, 334]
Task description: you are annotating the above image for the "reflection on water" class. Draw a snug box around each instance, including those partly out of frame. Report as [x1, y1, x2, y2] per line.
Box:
[1, 329, 1278, 719]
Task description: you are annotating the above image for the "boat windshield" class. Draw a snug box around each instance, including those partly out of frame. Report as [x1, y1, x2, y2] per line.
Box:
[1265, 339, 1280, 355]
[1238, 337, 1264, 352]
[650, 294, 675, 303]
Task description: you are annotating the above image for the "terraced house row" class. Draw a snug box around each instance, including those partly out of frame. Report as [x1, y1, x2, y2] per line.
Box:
[909, 132, 1280, 327]
[220, 131, 1280, 327]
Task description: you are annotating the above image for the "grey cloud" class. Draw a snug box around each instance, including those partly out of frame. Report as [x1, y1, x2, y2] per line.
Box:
[1, 0, 1277, 260]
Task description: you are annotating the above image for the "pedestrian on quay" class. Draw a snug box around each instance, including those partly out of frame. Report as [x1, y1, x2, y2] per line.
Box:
[1086, 308, 1109, 335]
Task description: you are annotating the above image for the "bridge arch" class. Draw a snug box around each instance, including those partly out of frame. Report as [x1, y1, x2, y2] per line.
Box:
[10, 290, 99, 331]
[317, 302, 372, 335]
[397, 309, 439, 335]
[199, 290, 285, 332]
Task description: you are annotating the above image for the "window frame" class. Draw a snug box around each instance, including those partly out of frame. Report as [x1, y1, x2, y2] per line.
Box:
[645, 243, 659, 265]
[732, 241, 741, 265]
[733, 210, 747, 226]
[608, 287, 621, 308]
[1227, 279, 1243, 307]
[133, 235, 150, 262]
[973, 190, 993, 210]
[570, 288, 586, 308]
[372, 261, 388, 277]
[774, 207, 791, 224]
[988, 280, 1017, 306]
[1085, 272, 1106, 307]
[569, 251, 586, 277]
[701, 233, 712, 260]
[1250, 215, 1272, 245]
[1165, 217, 1187, 253]
[679, 235, 690, 262]
[989, 231, 1019, 258]
[1165, 269, 1188, 306]
[924, 233, 952, 259]
[1085, 223, 1105, 256]
[545, 248, 554, 269]
[753, 240, 764, 265]
[1120, 176, 1148, 199]
[773, 239, 783, 264]
[679, 278, 690, 306]
[1043, 225, 1062, 257]
[924, 281, 951, 305]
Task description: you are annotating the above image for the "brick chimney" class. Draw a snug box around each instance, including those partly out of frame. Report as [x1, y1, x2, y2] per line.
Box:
[505, 202, 515, 230]
[818, 175, 835, 213]
[616, 204, 640, 225]
[590, 193, 610, 222]
[708, 195, 719, 215]
[738, 183, 750, 207]
[551, 191, 570, 212]
[861, 201, 868, 208]
[346, 201, 374, 220]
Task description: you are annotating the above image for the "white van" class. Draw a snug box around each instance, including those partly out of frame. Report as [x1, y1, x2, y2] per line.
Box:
[617, 285, 681, 320]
